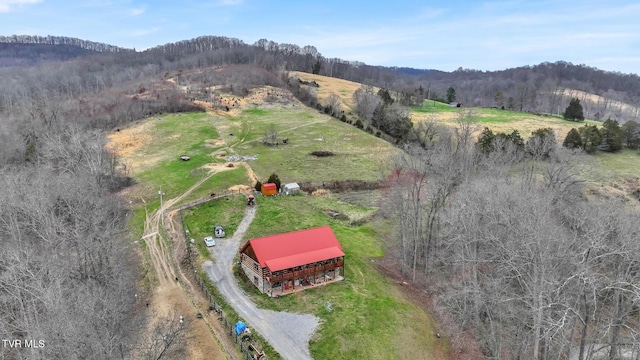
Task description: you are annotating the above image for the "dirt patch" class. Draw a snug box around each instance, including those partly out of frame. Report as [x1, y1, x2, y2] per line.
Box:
[205, 138, 227, 148]
[227, 184, 252, 193]
[210, 149, 227, 157]
[587, 178, 640, 204]
[200, 162, 237, 174]
[309, 150, 334, 157]
[239, 162, 258, 184]
[106, 120, 154, 158]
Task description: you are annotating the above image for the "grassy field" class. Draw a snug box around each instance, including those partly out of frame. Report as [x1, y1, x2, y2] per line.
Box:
[222, 194, 446, 360]
[211, 106, 399, 183]
[411, 104, 601, 141]
[108, 112, 251, 206]
[182, 194, 248, 257]
[108, 74, 640, 360]
[593, 149, 640, 180]
[289, 71, 365, 113]
[108, 103, 444, 358]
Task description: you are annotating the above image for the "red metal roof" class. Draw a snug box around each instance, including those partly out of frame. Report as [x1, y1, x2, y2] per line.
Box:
[242, 226, 344, 272]
[262, 183, 277, 190]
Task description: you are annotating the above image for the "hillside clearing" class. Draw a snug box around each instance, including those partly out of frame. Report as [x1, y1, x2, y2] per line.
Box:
[212, 105, 399, 183]
[289, 71, 366, 112]
[412, 105, 601, 140]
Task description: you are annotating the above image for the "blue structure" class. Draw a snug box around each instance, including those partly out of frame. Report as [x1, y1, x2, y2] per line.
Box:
[235, 321, 246, 335]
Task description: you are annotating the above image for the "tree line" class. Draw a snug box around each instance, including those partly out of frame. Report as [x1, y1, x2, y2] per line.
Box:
[4, 35, 640, 123]
[382, 111, 640, 359]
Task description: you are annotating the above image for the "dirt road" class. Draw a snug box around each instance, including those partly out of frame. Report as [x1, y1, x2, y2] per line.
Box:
[202, 206, 320, 360]
[141, 171, 240, 360]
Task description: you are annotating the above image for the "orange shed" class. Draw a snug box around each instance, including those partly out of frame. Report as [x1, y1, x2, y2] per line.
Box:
[261, 183, 277, 196]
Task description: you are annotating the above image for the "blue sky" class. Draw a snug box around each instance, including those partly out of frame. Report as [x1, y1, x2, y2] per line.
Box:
[1, 0, 639, 74]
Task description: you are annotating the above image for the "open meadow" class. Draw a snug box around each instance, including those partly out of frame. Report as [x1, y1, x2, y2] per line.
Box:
[107, 112, 251, 207]
[107, 75, 640, 360]
[211, 105, 399, 183]
[412, 101, 601, 141]
[109, 96, 446, 359]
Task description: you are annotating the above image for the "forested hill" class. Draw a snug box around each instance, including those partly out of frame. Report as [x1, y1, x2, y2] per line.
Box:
[0, 35, 131, 67]
[3, 34, 640, 121]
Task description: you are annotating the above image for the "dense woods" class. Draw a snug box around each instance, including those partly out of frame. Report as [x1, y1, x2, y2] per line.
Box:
[382, 114, 640, 358]
[1, 34, 640, 359]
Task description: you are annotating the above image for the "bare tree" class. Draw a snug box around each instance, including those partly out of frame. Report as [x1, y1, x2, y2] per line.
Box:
[262, 124, 279, 146]
[353, 85, 381, 126]
[325, 93, 342, 117]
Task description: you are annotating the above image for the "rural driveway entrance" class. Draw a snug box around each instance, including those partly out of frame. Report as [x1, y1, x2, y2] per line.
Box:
[203, 205, 320, 360]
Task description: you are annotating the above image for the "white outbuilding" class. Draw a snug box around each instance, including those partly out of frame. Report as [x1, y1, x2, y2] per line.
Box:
[282, 182, 300, 195]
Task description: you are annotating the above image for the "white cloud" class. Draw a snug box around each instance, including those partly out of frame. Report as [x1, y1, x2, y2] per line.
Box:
[129, 7, 145, 16]
[0, 0, 42, 13]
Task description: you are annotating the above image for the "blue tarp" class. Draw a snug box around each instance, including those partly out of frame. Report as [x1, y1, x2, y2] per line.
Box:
[235, 321, 246, 335]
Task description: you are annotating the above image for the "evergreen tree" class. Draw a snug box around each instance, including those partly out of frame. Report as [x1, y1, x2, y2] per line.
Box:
[377, 88, 394, 106]
[446, 86, 456, 103]
[562, 128, 583, 149]
[494, 91, 504, 108]
[312, 59, 321, 74]
[507, 97, 516, 110]
[601, 118, 623, 152]
[578, 125, 602, 154]
[509, 130, 525, 149]
[621, 120, 640, 149]
[477, 127, 495, 154]
[563, 98, 585, 121]
[267, 173, 281, 191]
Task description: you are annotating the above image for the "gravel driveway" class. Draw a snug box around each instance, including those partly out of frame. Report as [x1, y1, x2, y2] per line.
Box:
[202, 206, 319, 360]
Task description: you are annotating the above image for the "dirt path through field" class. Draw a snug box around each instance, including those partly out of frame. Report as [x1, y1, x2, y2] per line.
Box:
[140, 169, 241, 360]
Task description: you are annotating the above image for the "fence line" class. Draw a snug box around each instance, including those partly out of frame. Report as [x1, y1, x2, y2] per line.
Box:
[178, 205, 267, 360]
[175, 188, 245, 211]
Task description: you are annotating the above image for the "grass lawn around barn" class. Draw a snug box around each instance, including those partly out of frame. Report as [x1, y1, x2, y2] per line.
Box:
[182, 194, 248, 258]
[226, 194, 446, 360]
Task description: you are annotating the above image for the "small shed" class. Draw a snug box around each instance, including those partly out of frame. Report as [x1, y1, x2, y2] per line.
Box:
[214, 225, 225, 238]
[261, 183, 277, 196]
[282, 182, 300, 195]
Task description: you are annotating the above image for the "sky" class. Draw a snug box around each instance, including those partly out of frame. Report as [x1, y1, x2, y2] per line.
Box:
[1, 0, 639, 75]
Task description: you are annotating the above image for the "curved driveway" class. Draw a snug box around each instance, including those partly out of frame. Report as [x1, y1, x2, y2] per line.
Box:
[202, 206, 319, 360]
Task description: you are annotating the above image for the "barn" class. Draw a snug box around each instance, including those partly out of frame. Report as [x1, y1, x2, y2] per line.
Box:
[261, 183, 277, 196]
[239, 226, 345, 297]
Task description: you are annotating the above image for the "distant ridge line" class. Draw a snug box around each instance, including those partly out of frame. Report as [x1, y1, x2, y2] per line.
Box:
[0, 34, 132, 53]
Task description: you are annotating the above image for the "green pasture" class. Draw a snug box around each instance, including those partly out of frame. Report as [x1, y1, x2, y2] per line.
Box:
[121, 112, 249, 203]
[211, 108, 399, 183]
[182, 195, 248, 258]
[593, 149, 640, 179]
[231, 194, 444, 360]
[412, 105, 601, 140]
[413, 100, 457, 113]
